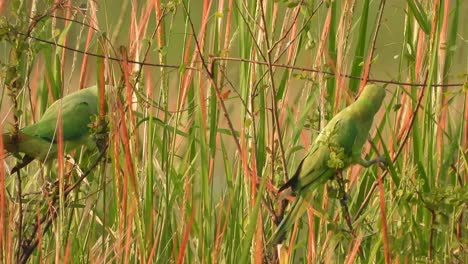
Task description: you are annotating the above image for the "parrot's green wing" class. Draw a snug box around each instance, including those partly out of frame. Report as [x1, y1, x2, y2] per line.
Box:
[22, 87, 99, 143]
[286, 117, 359, 192]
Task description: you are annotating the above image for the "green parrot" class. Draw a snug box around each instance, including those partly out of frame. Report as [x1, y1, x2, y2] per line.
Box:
[2, 85, 105, 173]
[270, 84, 386, 245]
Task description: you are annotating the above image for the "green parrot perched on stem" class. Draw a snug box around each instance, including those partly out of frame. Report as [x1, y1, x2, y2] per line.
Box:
[270, 84, 386, 245]
[2, 85, 105, 173]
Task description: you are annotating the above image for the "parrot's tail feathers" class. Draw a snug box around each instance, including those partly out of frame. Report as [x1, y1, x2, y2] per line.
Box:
[269, 195, 309, 246]
[278, 159, 304, 193]
[2, 132, 17, 153]
[2, 131, 38, 154]
[10, 155, 34, 174]
[278, 177, 295, 193]
[1, 134, 10, 156]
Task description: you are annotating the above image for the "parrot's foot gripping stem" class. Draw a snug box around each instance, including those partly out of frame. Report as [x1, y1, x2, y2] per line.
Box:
[370, 156, 388, 169]
[340, 192, 350, 207]
[359, 155, 388, 168]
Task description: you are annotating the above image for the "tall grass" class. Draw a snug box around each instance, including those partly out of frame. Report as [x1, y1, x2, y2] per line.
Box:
[0, 0, 466, 263]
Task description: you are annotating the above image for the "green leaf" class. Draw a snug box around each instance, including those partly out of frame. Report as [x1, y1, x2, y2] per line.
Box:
[407, 0, 430, 34]
[287, 1, 299, 8]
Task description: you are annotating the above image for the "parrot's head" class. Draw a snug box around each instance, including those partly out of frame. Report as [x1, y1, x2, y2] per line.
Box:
[356, 84, 386, 113]
[360, 84, 386, 101]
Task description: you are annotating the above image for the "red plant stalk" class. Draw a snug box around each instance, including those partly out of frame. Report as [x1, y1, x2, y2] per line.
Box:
[137, 1, 153, 45]
[250, 138, 263, 263]
[197, 0, 212, 138]
[56, 107, 64, 263]
[146, 210, 161, 264]
[378, 172, 391, 263]
[212, 198, 231, 263]
[436, 0, 450, 183]
[29, 61, 40, 122]
[112, 111, 126, 258]
[59, 0, 71, 85]
[36, 208, 43, 263]
[176, 206, 196, 264]
[63, 239, 71, 264]
[124, 204, 135, 264]
[345, 233, 363, 264]
[307, 208, 316, 263]
[117, 95, 139, 199]
[335, 0, 356, 111]
[315, 6, 332, 127]
[0, 122, 5, 252]
[79, 1, 99, 89]
[254, 216, 264, 264]
[154, 0, 165, 60]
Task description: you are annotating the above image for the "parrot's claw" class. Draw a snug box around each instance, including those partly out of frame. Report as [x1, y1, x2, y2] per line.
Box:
[340, 192, 349, 206]
[373, 156, 388, 169]
[365, 156, 388, 169]
[42, 179, 56, 195]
